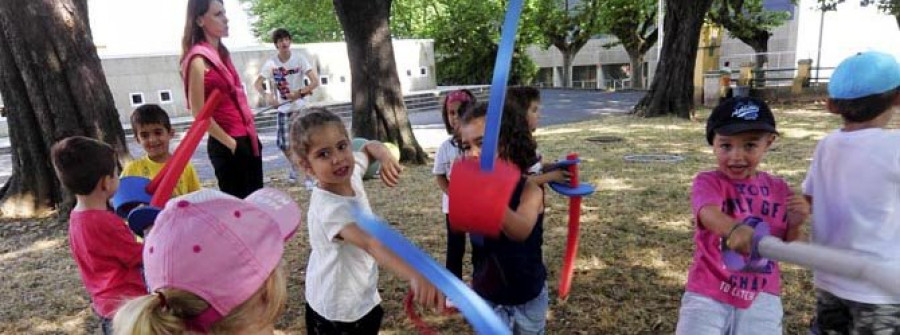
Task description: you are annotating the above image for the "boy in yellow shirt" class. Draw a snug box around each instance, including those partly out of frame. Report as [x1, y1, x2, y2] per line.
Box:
[121, 104, 201, 196]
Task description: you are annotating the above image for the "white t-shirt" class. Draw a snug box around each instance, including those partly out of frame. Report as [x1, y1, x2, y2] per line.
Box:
[260, 52, 312, 113]
[527, 150, 543, 175]
[305, 152, 382, 321]
[432, 137, 459, 213]
[802, 128, 900, 304]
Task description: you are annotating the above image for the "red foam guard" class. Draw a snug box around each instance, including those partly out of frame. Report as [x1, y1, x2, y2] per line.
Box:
[448, 158, 520, 237]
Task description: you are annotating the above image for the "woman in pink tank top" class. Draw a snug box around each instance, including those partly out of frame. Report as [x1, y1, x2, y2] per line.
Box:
[180, 0, 262, 198]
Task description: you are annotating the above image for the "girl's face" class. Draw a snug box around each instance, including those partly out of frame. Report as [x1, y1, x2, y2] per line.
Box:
[712, 131, 774, 180]
[197, 0, 229, 39]
[447, 101, 462, 130]
[526, 100, 540, 132]
[459, 117, 486, 158]
[300, 124, 355, 188]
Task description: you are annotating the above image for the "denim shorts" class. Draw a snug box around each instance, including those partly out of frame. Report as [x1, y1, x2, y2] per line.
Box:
[676, 291, 783, 335]
[486, 284, 549, 335]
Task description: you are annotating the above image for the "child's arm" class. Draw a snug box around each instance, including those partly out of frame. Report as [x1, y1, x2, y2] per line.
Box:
[337, 224, 443, 309]
[697, 205, 756, 254]
[785, 195, 812, 242]
[102, 218, 144, 267]
[435, 175, 450, 193]
[362, 141, 403, 187]
[253, 76, 273, 105]
[188, 57, 237, 152]
[527, 169, 570, 186]
[501, 180, 543, 242]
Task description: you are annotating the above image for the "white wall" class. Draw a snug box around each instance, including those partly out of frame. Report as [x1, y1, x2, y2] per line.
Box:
[100, 40, 437, 121]
[795, 0, 900, 72]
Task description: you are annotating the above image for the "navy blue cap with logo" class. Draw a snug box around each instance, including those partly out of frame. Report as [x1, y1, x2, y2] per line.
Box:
[706, 97, 777, 145]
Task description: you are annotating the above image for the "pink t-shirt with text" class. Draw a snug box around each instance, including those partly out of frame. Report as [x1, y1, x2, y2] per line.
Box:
[687, 170, 792, 309]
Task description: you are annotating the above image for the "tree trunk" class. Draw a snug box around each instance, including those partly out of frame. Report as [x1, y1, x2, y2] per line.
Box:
[561, 50, 573, 88]
[749, 34, 770, 87]
[634, 0, 714, 118]
[629, 52, 646, 89]
[333, 0, 427, 164]
[0, 0, 128, 219]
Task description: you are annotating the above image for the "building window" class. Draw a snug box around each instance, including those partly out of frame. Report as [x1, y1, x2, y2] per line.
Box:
[130, 93, 144, 106]
[320, 76, 329, 86]
[158, 90, 173, 104]
[340, 76, 346, 83]
[419, 66, 428, 76]
[406, 69, 412, 77]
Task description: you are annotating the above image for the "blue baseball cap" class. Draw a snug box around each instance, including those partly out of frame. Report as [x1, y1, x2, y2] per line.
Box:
[829, 51, 900, 99]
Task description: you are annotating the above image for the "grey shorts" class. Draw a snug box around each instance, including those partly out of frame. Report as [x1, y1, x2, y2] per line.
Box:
[676, 291, 783, 335]
[813, 288, 900, 335]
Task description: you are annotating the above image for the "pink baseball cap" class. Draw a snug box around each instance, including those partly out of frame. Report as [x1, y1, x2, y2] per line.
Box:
[143, 188, 301, 331]
[446, 90, 472, 105]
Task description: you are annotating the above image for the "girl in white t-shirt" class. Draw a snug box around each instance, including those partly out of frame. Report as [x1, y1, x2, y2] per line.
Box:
[290, 108, 442, 334]
[433, 89, 477, 280]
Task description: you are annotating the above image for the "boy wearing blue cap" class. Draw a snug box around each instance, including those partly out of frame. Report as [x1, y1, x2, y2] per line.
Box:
[803, 51, 900, 333]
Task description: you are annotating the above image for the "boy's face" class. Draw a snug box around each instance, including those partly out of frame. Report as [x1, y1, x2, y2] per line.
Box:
[275, 37, 291, 53]
[526, 100, 541, 132]
[712, 131, 775, 180]
[134, 123, 174, 162]
[301, 124, 355, 187]
[459, 117, 486, 158]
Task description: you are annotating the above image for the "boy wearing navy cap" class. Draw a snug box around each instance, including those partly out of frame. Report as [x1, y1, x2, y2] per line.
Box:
[676, 97, 810, 334]
[803, 51, 900, 333]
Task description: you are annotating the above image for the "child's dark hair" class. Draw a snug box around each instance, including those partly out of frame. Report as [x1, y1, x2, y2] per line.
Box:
[829, 86, 900, 123]
[50, 136, 117, 195]
[441, 89, 476, 134]
[459, 102, 538, 173]
[271, 28, 291, 44]
[289, 107, 347, 160]
[130, 104, 172, 130]
[506, 86, 540, 115]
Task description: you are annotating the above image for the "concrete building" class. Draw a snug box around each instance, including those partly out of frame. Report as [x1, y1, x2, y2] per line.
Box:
[103, 39, 437, 122]
[0, 39, 436, 135]
[526, 0, 899, 89]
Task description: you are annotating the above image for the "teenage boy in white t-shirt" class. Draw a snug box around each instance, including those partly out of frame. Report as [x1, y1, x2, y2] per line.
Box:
[254, 28, 319, 184]
[803, 51, 900, 334]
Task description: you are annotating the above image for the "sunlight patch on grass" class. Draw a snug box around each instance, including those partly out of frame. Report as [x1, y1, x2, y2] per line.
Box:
[596, 177, 633, 191]
[576, 255, 608, 271]
[0, 239, 62, 263]
[779, 127, 828, 140]
[535, 127, 585, 136]
[626, 124, 691, 131]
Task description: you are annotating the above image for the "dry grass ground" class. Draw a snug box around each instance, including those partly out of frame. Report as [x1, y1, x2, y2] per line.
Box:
[0, 103, 845, 334]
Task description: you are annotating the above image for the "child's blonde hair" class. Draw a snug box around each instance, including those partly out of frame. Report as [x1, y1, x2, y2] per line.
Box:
[112, 263, 286, 335]
[289, 107, 348, 164]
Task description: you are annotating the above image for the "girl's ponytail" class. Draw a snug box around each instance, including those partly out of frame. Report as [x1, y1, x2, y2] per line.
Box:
[112, 290, 209, 335]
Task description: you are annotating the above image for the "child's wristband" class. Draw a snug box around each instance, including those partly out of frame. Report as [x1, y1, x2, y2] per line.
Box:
[724, 223, 744, 242]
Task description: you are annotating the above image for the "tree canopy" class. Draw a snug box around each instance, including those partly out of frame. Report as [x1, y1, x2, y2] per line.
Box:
[241, 0, 541, 85]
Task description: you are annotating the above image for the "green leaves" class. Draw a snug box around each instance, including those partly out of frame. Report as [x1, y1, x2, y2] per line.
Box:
[708, 0, 793, 54]
[240, 0, 540, 85]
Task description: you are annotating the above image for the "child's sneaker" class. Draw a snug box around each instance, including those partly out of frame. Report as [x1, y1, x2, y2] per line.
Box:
[288, 169, 298, 183]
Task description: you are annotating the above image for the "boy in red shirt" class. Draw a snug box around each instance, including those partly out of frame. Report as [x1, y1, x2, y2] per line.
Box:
[50, 136, 144, 334]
